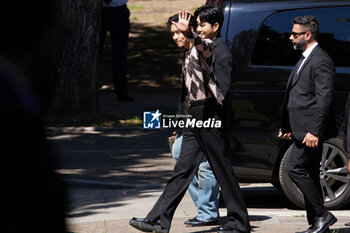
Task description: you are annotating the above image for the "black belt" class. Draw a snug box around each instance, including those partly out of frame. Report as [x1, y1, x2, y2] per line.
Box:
[189, 98, 216, 108]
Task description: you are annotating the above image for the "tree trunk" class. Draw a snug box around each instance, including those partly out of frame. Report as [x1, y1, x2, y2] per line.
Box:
[50, 0, 101, 115]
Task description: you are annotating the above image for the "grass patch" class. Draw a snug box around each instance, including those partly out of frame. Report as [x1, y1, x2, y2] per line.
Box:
[103, 220, 108, 233]
[130, 16, 138, 22]
[119, 116, 142, 126]
[128, 4, 145, 11]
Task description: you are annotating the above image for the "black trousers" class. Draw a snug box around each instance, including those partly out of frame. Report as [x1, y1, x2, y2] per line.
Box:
[146, 102, 250, 232]
[288, 140, 327, 225]
[99, 5, 130, 96]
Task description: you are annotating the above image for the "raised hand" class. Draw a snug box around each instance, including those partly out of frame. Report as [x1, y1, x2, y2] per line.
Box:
[172, 9, 191, 33]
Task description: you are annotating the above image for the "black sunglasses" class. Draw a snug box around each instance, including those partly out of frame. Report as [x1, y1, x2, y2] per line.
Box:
[291, 31, 310, 38]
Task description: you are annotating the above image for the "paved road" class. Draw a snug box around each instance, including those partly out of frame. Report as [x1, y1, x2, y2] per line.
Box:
[47, 127, 350, 233]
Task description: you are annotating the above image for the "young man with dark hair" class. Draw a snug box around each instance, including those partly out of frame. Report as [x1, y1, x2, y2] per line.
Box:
[129, 8, 250, 233]
[279, 15, 337, 233]
[171, 5, 235, 228]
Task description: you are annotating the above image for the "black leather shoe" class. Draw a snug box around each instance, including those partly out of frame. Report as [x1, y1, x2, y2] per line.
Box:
[217, 225, 247, 233]
[310, 212, 337, 233]
[297, 226, 329, 233]
[129, 217, 160, 232]
[184, 217, 218, 226]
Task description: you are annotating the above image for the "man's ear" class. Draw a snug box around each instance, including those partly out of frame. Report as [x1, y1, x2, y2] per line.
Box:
[213, 22, 220, 33]
[305, 30, 313, 42]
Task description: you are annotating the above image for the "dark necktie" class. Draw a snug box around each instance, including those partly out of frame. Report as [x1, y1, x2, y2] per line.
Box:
[292, 55, 305, 84]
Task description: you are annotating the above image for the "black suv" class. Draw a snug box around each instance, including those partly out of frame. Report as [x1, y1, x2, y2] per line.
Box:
[219, 0, 350, 209]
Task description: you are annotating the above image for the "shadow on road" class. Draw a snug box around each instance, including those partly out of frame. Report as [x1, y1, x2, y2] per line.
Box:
[242, 185, 300, 209]
[49, 128, 173, 185]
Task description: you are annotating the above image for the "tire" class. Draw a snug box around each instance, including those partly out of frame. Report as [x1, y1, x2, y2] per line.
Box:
[279, 138, 350, 210]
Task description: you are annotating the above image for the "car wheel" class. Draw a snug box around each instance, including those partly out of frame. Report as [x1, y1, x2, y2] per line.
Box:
[279, 138, 350, 209]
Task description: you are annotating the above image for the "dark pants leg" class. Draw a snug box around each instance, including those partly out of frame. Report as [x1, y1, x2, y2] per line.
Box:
[146, 103, 250, 232]
[100, 6, 130, 96]
[288, 140, 327, 225]
[190, 104, 250, 232]
[146, 127, 204, 230]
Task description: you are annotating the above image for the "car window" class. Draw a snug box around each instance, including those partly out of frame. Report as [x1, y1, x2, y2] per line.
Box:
[251, 6, 350, 67]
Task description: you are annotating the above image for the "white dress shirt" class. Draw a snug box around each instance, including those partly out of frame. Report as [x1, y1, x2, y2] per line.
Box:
[297, 42, 318, 74]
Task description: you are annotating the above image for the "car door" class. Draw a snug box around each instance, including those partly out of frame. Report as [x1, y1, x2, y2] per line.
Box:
[225, 6, 350, 182]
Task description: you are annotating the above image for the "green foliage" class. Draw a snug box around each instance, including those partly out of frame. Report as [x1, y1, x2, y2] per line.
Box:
[128, 4, 145, 10]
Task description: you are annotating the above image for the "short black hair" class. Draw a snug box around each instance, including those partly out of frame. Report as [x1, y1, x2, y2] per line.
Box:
[292, 15, 319, 39]
[205, 0, 223, 8]
[194, 5, 224, 36]
[167, 13, 197, 30]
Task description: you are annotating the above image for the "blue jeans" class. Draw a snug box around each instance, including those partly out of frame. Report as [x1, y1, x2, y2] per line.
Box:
[172, 135, 220, 221]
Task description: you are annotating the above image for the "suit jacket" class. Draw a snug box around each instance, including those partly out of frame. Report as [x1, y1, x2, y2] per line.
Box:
[213, 37, 232, 98]
[338, 93, 350, 154]
[281, 45, 337, 141]
[213, 37, 233, 126]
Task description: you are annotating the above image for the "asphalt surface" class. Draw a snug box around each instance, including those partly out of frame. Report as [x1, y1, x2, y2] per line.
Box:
[47, 93, 350, 233]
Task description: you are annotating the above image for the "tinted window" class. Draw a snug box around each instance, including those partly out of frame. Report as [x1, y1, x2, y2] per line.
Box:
[251, 7, 350, 67]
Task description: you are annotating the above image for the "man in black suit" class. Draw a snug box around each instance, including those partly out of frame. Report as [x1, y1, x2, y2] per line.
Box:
[130, 8, 250, 233]
[170, 5, 234, 227]
[279, 16, 337, 233]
